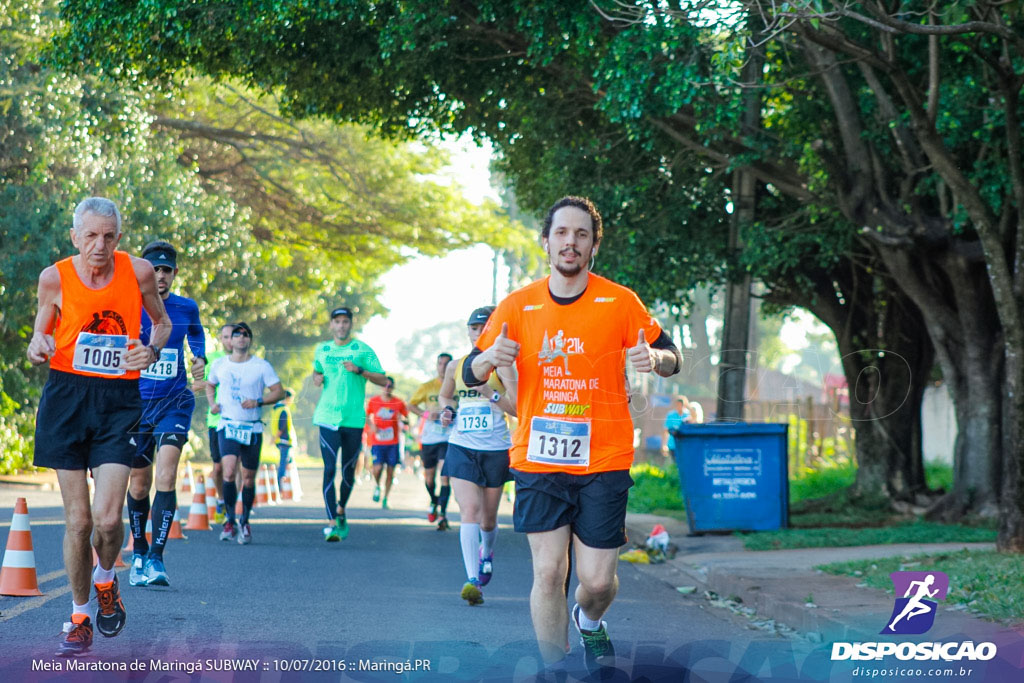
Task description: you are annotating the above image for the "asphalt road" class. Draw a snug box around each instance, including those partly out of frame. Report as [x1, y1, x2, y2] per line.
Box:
[0, 467, 807, 682]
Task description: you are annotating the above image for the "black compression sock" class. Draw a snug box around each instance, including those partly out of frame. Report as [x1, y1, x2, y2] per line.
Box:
[126, 492, 150, 556]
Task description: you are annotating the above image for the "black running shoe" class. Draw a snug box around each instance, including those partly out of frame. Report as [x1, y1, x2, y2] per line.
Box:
[572, 603, 615, 676]
[94, 577, 127, 637]
[57, 614, 93, 656]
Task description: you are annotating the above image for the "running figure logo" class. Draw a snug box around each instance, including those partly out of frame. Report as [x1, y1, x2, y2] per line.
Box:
[537, 330, 579, 375]
[881, 571, 949, 635]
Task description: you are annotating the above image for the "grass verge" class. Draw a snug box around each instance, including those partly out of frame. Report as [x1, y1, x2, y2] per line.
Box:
[819, 549, 1024, 623]
[740, 521, 996, 551]
[628, 463, 686, 520]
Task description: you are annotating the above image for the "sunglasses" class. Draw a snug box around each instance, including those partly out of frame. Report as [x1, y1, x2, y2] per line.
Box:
[154, 266, 174, 274]
[232, 331, 251, 338]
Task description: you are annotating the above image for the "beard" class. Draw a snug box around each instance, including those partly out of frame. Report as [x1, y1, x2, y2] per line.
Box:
[553, 248, 585, 277]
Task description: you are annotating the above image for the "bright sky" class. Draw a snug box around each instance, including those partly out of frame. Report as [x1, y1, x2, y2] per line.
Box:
[358, 136, 513, 379]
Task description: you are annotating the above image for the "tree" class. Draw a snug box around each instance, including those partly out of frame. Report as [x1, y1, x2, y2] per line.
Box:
[0, 1, 530, 472]
[53, 1, 1023, 549]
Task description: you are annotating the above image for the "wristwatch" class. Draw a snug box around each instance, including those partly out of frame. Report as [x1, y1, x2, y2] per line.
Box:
[490, 391, 502, 403]
[147, 345, 162, 362]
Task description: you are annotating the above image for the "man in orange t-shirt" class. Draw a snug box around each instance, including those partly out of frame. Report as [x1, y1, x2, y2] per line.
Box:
[366, 376, 409, 509]
[468, 196, 681, 674]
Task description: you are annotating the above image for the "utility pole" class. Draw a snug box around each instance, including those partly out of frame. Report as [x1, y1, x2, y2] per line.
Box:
[715, 12, 764, 422]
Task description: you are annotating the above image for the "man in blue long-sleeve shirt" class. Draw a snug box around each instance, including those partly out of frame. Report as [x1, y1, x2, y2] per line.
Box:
[126, 241, 206, 587]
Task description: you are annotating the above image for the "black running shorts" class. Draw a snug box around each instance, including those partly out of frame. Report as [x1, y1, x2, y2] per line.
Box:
[420, 442, 447, 470]
[512, 469, 634, 549]
[442, 443, 511, 488]
[217, 429, 263, 471]
[33, 370, 142, 470]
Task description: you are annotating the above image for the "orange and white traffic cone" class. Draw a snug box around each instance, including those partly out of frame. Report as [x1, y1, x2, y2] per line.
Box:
[0, 498, 43, 596]
[256, 467, 269, 506]
[181, 461, 193, 497]
[288, 461, 303, 501]
[205, 476, 218, 520]
[280, 473, 293, 502]
[145, 518, 153, 544]
[266, 464, 281, 505]
[168, 508, 187, 540]
[185, 474, 210, 531]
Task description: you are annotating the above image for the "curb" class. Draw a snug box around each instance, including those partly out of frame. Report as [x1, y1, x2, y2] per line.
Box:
[0, 474, 56, 491]
[622, 515, 1001, 644]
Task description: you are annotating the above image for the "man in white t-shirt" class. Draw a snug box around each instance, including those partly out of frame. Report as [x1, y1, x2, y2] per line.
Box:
[204, 322, 285, 545]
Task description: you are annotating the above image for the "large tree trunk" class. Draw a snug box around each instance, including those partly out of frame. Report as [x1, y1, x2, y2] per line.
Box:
[878, 250, 1003, 520]
[999, 353, 1024, 551]
[839, 306, 933, 502]
[771, 255, 932, 503]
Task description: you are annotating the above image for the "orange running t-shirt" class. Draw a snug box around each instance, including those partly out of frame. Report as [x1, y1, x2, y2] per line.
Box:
[366, 395, 409, 446]
[475, 274, 662, 474]
[50, 251, 143, 379]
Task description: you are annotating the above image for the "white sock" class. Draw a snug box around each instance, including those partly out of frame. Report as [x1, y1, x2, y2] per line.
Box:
[480, 526, 497, 558]
[576, 604, 603, 631]
[92, 564, 115, 584]
[72, 600, 90, 617]
[460, 522, 481, 580]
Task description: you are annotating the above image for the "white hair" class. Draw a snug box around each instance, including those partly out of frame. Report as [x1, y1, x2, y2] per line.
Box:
[73, 197, 122, 234]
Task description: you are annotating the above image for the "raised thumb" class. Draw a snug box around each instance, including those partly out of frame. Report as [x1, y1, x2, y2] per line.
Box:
[637, 329, 647, 345]
[500, 322, 509, 338]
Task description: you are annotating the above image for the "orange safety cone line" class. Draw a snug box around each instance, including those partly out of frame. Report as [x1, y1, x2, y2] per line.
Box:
[185, 474, 210, 531]
[280, 474, 293, 502]
[265, 464, 279, 505]
[270, 466, 282, 504]
[256, 467, 268, 506]
[0, 498, 43, 596]
[288, 461, 303, 501]
[168, 508, 187, 540]
[145, 518, 153, 544]
[205, 478, 218, 520]
[181, 461, 193, 496]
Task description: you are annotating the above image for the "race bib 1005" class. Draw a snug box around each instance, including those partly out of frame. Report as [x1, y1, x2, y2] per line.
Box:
[526, 417, 591, 467]
[456, 399, 492, 433]
[72, 333, 128, 376]
[141, 347, 179, 381]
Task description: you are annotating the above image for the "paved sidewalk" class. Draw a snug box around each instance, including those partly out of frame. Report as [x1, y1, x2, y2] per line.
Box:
[624, 513, 1004, 643]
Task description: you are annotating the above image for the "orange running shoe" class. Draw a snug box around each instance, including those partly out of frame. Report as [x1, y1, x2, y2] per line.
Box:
[57, 613, 93, 656]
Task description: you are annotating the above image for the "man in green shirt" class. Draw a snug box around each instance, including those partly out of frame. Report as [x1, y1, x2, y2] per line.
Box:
[313, 306, 386, 541]
[204, 323, 234, 523]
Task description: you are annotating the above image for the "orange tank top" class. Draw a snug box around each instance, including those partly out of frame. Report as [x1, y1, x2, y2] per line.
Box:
[51, 251, 143, 379]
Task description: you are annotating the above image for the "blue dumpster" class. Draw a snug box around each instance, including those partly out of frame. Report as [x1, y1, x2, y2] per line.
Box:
[672, 423, 788, 533]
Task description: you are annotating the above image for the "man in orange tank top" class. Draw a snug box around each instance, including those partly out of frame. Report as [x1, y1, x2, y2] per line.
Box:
[27, 197, 171, 657]
[468, 196, 682, 676]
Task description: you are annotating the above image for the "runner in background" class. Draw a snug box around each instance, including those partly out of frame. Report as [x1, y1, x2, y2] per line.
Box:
[408, 353, 453, 523]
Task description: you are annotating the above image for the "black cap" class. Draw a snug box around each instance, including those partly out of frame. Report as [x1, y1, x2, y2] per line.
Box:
[231, 321, 253, 337]
[142, 240, 177, 269]
[330, 307, 353, 320]
[467, 306, 495, 326]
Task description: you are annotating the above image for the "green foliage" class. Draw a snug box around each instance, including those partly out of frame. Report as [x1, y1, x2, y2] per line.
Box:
[789, 461, 857, 504]
[742, 522, 996, 551]
[820, 550, 1023, 623]
[925, 461, 954, 492]
[627, 462, 686, 517]
[0, 2, 530, 472]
